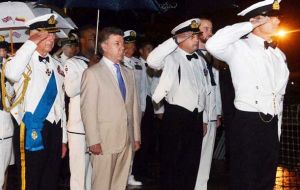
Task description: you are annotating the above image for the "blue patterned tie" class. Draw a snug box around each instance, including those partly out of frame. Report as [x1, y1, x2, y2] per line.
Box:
[114, 64, 126, 101]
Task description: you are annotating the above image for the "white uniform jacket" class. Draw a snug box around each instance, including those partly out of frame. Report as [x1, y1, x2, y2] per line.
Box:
[197, 51, 222, 123]
[5, 40, 67, 143]
[0, 111, 13, 140]
[207, 67, 222, 121]
[64, 56, 88, 134]
[206, 22, 289, 138]
[123, 56, 147, 112]
[147, 38, 209, 113]
[0, 68, 14, 140]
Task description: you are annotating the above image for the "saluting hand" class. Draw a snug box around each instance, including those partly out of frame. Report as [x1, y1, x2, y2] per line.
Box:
[89, 143, 103, 155]
[29, 31, 49, 45]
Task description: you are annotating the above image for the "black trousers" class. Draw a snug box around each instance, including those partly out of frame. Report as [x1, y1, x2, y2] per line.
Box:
[133, 96, 156, 179]
[160, 103, 203, 190]
[229, 110, 279, 190]
[14, 120, 62, 190]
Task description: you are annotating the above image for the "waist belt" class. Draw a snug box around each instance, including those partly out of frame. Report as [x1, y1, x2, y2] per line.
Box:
[0, 135, 13, 140]
[67, 130, 85, 135]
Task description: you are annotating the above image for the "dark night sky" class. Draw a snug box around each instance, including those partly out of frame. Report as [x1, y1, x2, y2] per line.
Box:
[65, 0, 300, 74]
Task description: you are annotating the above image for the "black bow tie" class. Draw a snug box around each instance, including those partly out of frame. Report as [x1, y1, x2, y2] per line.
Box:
[39, 56, 49, 63]
[264, 41, 277, 49]
[186, 53, 198, 61]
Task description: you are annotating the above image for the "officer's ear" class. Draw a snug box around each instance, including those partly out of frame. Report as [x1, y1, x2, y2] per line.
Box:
[139, 48, 143, 56]
[28, 29, 39, 37]
[100, 41, 107, 53]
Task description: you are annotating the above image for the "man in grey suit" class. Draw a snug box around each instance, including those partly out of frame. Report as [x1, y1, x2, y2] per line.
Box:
[80, 27, 141, 190]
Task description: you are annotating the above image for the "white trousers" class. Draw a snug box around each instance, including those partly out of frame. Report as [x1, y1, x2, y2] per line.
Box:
[68, 133, 92, 190]
[0, 111, 14, 190]
[0, 138, 13, 190]
[195, 122, 217, 190]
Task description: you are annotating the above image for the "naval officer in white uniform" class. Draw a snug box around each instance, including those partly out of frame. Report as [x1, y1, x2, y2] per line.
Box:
[147, 18, 208, 190]
[0, 37, 14, 190]
[5, 14, 67, 190]
[132, 41, 164, 180]
[54, 32, 79, 66]
[206, 0, 289, 189]
[195, 18, 222, 190]
[122, 30, 144, 186]
[123, 30, 147, 115]
[63, 26, 97, 190]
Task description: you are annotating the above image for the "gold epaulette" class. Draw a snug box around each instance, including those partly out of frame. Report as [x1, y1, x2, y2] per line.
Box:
[1, 59, 31, 112]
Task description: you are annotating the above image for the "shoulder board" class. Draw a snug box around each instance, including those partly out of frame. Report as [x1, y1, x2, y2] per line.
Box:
[52, 56, 61, 63]
[240, 34, 249, 40]
[134, 64, 142, 70]
[121, 61, 134, 70]
[73, 56, 90, 64]
[131, 56, 141, 63]
[50, 56, 63, 67]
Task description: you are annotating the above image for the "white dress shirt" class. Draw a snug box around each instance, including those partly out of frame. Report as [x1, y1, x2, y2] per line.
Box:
[103, 56, 118, 80]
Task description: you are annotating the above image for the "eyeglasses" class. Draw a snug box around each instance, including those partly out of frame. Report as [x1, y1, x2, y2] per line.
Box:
[189, 33, 201, 40]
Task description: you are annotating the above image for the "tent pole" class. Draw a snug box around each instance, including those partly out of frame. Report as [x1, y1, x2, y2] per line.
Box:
[9, 29, 14, 55]
[95, 9, 100, 55]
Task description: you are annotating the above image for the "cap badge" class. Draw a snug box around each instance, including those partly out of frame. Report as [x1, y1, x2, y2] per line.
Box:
[272, 0, 280, 10]
[130, 31, 136, 37]
[0, 35, 5, 42]
[190, 20, 199, 29]
[48, 15, 56, 25]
